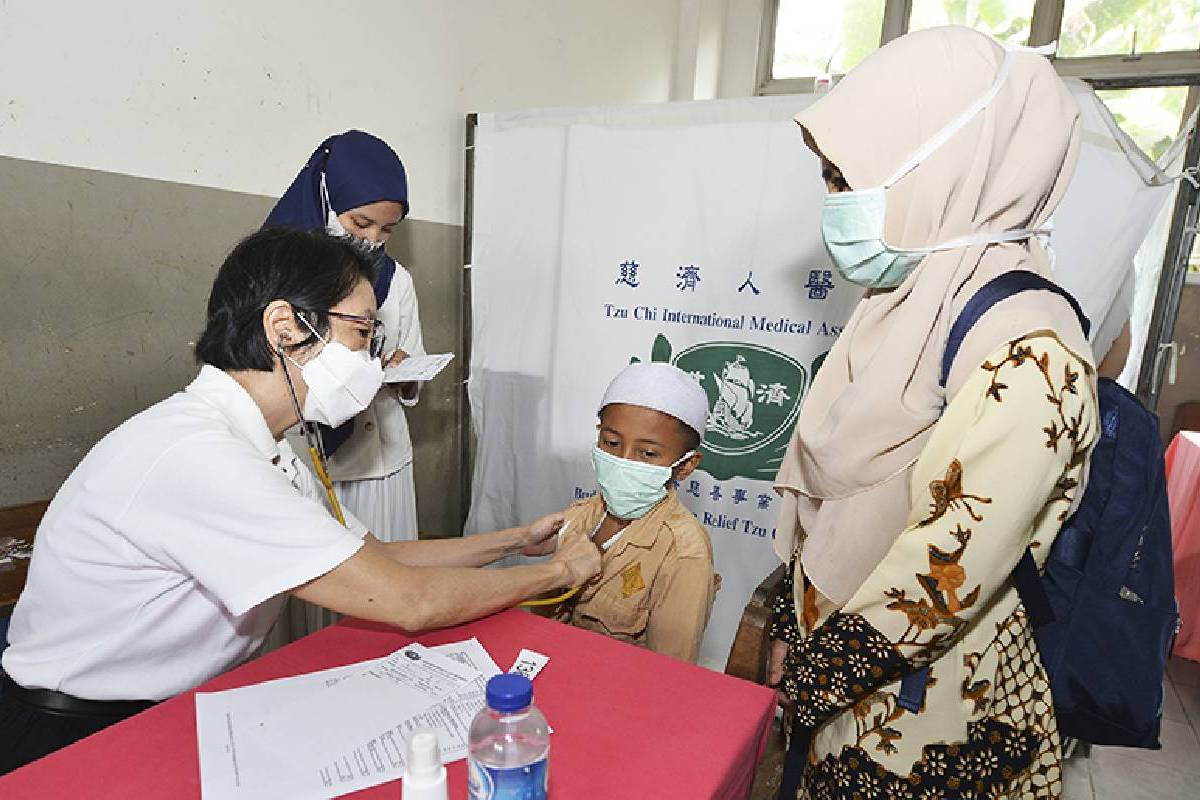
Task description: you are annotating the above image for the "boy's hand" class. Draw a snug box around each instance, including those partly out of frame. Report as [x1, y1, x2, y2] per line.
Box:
[520, 513, 565, 556]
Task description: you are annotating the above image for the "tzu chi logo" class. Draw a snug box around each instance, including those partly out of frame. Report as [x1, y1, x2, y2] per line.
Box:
[631, 334, 828, 481]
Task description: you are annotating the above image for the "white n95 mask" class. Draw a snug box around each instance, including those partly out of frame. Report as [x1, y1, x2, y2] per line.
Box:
[287, 315, 384, 428]
[821, 45, 1054, 290]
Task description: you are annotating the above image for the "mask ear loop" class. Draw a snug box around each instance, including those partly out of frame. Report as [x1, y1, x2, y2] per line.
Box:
[278, 334, 347, 527]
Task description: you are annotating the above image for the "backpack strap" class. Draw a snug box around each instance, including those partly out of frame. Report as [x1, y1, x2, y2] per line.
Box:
[901, 271, 1089, 714]
[939, 270, 1091, 388]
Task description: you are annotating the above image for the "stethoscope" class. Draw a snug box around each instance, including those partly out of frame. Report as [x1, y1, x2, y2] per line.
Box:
[278, 333, 348, 527]
[519, 518, 620, 607]
[277, 310, 595, 606]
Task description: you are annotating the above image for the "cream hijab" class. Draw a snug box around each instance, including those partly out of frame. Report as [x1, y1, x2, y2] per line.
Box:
[774, 27, 1093, 605]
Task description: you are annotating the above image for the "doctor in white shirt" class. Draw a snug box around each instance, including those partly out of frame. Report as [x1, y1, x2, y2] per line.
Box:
[0, 228, 600, 775]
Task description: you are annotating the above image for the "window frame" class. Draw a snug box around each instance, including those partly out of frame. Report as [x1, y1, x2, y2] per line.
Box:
[757, 0, 1200, 95]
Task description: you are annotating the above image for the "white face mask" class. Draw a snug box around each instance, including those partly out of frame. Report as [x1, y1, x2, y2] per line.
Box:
[322, 175, 385, 254]
[286, 315, 384, 427]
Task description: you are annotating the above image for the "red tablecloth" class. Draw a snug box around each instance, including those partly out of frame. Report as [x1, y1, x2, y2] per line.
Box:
[1168, 431, 1200, 662]
[0, 609, 775, 799]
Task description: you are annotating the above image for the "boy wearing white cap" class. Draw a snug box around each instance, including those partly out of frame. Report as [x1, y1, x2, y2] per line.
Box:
[553, 362, 715, 663]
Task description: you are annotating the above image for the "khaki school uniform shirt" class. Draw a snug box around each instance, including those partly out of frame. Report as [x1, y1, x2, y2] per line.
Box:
[555, 490, 715, 663]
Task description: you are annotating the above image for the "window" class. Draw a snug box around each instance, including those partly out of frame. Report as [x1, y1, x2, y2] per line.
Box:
[770, 0, 887, 79]
[1095, 86, 1190, 162]
[1059, 0, 1200, 58]
[760, 1, 1200, 96]
[907, 0, 1037, 47]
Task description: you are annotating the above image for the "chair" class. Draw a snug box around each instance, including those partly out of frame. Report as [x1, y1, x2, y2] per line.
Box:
[723, 564, 786, 683]
[0, 500, 49, 691]
[0, 500, 48, 607]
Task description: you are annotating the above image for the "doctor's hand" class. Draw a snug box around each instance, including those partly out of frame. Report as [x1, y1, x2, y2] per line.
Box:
[551, 531, 602, 588]
[519, 512, 565, 556]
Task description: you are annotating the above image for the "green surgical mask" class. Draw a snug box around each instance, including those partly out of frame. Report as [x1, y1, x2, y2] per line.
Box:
[591, 446, 694, 521]
[820, 46, 1052, 290]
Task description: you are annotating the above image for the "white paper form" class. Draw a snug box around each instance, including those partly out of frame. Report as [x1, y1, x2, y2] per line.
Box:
[195, 643, 475, 800]
[393, 641, 554, 763]
[401, 638, 506, 761]
[383, 353, 454, 383]
[195, 658, 383, 800]
[255, 644, 477, 791]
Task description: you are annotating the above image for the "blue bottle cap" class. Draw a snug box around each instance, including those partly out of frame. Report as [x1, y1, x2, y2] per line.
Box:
[486, 673, 533, 713]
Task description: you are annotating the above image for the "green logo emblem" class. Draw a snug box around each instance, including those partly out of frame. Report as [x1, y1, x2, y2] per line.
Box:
[633, 334, 827, 481]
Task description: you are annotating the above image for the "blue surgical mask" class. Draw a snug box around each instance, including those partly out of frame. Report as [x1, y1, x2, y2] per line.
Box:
[820, 46, 1053, 290]
[591, 446, 694, 521]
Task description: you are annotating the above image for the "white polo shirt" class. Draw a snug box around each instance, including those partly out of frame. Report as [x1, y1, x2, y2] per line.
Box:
[2, 366, 367, 701]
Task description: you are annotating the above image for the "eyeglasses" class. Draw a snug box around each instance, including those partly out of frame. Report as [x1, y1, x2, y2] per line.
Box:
[327, 311, 388, 360]
[295, 308, 387, 359]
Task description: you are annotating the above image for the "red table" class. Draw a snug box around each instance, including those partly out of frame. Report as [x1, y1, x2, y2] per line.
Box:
[0, 609, 775, 799]
[1168, 431, 1200, 662]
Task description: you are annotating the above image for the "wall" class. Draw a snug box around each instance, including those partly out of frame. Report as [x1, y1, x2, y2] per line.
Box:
[0, 1, 692, 536]
[0, 1, 681, 226]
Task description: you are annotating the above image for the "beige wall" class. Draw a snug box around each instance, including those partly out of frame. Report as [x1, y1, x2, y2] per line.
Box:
[0, 155, 467, 537]
[0, 0, 683, 226]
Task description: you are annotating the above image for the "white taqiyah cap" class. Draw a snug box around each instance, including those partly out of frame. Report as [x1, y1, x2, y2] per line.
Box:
[599, 362, 709, 438]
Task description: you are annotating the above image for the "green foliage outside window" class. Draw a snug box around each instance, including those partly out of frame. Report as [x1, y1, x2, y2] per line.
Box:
[1060, 0, 1200, 58]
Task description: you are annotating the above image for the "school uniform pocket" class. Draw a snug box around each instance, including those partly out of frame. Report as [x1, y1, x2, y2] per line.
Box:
[580, 587, 650, 638]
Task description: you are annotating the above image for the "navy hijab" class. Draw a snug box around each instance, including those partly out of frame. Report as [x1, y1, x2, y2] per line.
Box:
[264, 130, 408, 307]
[265, 130, 409, 455]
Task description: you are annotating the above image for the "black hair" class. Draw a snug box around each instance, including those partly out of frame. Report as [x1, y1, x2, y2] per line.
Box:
[676, 420, 702, 456]
[195, 227, 379, 371]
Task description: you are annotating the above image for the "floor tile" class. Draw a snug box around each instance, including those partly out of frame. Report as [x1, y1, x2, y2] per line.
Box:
[1090, 718, 1200, 775]
[1061, 753, 1094, 800]
[1167, 656, 1200, 688]
[1173, 679, 1200, 730]
[1090, 748, 1198, 800]
[1163, 677, 1188, 724]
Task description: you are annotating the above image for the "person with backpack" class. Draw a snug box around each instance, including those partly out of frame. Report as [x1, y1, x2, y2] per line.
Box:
[765, 27, 1101, 799]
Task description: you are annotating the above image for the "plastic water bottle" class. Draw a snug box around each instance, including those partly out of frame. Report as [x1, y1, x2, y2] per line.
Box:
[467, 673, 550, 800]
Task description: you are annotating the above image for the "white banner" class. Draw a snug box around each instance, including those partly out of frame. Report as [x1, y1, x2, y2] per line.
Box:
[467, 96, 860, 668]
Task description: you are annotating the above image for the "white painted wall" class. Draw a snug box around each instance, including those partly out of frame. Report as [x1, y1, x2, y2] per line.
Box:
[0, 0, 683, 225]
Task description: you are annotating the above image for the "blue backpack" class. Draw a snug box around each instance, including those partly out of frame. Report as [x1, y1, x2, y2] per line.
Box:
[898, 270, 1179, 749]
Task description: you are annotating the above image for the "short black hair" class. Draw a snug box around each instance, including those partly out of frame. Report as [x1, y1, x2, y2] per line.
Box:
[677, 420, 702, 455]
[195, 228, 378, 371]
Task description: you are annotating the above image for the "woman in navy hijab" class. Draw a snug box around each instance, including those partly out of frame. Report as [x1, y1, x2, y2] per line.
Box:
[265, 131, 426, 579]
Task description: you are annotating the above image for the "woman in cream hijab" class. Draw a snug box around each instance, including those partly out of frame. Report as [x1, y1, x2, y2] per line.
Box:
[767, 27, 1098, 800]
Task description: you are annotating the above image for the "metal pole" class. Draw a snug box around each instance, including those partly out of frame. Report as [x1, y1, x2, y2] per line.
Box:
[460, 113, 478, 531]
[1137, 121, 1200, 409]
